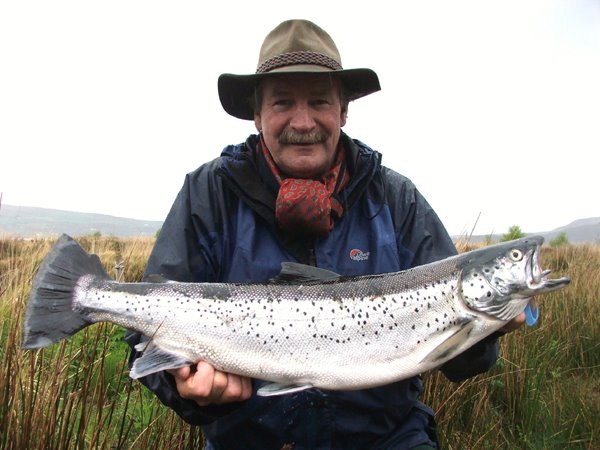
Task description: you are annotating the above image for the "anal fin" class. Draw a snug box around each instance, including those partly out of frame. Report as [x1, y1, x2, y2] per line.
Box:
[257, 382, 313, 397]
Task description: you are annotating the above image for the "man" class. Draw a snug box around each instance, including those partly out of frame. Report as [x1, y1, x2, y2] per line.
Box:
[126, 19, 524, 449]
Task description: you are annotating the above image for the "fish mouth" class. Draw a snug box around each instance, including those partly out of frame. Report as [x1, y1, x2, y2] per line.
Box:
[526, 246, 570, 294]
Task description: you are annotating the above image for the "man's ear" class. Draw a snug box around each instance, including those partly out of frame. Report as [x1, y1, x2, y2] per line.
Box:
[340, 104, 348, 127]
[254, 113, 262, 132]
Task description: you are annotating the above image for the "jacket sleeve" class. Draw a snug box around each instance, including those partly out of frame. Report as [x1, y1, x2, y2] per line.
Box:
[383, 167, 500, 382]
[124, 163, 243, 425]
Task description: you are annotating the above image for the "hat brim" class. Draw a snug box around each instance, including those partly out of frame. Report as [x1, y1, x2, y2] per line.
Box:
[218, 67, 381, 120]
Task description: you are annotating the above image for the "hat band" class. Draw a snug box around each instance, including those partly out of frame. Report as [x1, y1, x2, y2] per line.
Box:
[256, 51, 343, 74]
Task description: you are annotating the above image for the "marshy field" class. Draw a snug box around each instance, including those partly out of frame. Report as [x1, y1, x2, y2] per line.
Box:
[0, 235, 598, 449]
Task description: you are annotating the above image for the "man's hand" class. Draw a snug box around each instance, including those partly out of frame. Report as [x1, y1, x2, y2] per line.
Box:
[167, 362, 253, 407]
[500, 312, 526, 334]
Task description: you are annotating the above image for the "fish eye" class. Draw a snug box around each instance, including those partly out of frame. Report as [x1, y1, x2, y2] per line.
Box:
[508, 249, 523, 261]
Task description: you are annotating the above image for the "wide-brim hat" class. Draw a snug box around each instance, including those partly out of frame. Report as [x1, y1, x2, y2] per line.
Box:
[218, 19, 381, 120]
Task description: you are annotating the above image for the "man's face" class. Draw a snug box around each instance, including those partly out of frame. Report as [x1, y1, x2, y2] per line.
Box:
[254, 74, 347, 179]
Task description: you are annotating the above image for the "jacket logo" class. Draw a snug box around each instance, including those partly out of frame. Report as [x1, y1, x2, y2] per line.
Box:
[349, 248, 370, 261]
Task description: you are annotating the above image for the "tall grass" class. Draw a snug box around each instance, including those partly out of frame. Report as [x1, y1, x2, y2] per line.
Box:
[0, 236, 202, 449]
[0, 236, 598, 449]
[423, 244, 599, 449]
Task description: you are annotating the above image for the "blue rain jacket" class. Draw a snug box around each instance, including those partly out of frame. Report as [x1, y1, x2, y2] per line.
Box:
[126, 133, 500, 450]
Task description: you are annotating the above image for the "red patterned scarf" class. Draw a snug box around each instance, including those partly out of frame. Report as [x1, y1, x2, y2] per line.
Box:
[260, 136, 349, 237]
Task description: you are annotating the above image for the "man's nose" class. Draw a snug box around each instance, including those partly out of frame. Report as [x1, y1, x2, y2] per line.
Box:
[289, 103, 315, 130]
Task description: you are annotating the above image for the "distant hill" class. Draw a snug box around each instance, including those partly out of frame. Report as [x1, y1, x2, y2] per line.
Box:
[1, 204, 598, 244]
[539, 218, 600, 244]
[0, 204, 162, 238]
[456, 217, 600, 245]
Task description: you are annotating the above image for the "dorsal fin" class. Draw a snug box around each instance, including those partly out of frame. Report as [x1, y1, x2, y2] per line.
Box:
[145, 274, 172, 283]
[269, 262, 341, 284]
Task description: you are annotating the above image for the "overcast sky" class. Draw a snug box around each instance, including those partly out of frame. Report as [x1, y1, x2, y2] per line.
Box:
[1, 0, 599, 236]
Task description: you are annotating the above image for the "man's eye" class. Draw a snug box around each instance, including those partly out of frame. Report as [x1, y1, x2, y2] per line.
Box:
[311, 99, 334, 109]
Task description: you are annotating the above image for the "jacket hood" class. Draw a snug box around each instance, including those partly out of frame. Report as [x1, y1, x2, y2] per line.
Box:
[217, 132, 383, 220]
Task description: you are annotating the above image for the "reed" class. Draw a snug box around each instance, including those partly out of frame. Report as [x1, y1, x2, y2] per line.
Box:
[1, 236, 597, 449]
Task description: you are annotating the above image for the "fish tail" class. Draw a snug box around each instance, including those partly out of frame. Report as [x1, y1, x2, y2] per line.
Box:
[22, 234, 110, 348]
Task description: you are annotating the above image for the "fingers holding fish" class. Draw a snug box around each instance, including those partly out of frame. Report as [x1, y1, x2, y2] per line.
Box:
[168, 362, 253, 406]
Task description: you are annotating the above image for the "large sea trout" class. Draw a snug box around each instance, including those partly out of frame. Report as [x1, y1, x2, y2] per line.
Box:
[22, 234, 569, 396]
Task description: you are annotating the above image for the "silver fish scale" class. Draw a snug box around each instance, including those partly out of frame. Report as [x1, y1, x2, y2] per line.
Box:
[75, 258, 470, 390]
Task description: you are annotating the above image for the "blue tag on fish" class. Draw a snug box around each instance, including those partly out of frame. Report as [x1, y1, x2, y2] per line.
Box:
[525, 303, 539, 326]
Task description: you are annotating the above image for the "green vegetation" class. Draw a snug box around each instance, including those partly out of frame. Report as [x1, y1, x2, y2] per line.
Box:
[1, 236, 598, 448]
[550, 232, 570, 247]
[501, 225, 526, 242]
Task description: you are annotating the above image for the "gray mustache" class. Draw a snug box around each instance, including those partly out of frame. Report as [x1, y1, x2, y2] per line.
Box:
[278, 128, 329, 145]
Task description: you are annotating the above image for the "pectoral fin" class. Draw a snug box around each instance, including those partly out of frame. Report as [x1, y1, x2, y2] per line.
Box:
[257, 382, 314, 397]
[421, 319, 476, 365]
